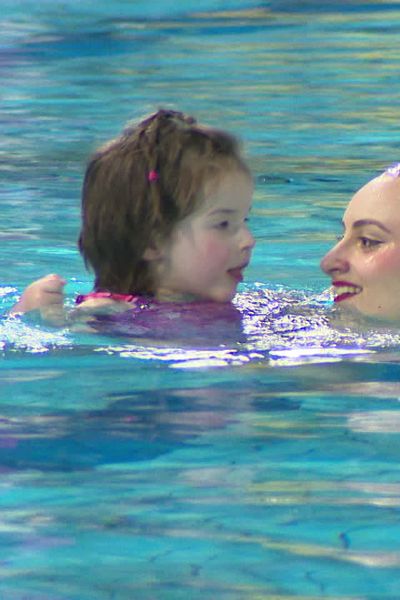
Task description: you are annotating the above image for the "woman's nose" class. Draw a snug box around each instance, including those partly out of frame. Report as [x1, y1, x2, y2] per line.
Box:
[320, 241, 349, 275]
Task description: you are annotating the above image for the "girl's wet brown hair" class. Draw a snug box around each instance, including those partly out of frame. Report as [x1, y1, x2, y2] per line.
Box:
[78, 109, 250, 295]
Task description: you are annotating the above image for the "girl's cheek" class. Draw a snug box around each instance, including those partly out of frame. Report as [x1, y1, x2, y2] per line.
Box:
[202, 236, 229, 258]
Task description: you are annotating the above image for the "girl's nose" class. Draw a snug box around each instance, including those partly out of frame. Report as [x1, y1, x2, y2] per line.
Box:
[241, 224, 256, 251]
[320, 241, 349, 275]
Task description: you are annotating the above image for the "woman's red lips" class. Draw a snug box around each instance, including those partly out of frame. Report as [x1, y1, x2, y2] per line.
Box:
[332, 281, 362, 303]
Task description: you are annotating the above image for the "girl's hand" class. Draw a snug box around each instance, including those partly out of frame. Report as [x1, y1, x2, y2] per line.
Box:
[10, 274, 66, 322]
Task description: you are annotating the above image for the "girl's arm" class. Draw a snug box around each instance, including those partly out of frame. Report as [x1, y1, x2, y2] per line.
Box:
[10, 276, 134, 328]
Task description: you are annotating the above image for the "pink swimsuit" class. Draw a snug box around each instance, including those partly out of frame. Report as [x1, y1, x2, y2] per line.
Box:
[74, 291, 244, 344]
[75, 291, 137, 305]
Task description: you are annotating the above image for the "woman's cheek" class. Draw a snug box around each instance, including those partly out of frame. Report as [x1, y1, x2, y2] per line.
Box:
[362, 246, 400, 275]
[373, 246, 400, 273]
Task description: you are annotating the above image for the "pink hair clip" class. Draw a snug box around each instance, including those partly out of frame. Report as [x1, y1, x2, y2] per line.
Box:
[148, 170, 159, 182]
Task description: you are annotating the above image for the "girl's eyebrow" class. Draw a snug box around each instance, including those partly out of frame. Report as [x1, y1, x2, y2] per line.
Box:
[208, 208, 236, 216]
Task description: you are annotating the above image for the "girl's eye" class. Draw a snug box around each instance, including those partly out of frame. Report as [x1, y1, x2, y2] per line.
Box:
[359, 236, 382, 249]
[216, 220, 230, 229]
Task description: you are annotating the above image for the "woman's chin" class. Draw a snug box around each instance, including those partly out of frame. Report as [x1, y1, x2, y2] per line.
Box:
[332, 301, 400, 328]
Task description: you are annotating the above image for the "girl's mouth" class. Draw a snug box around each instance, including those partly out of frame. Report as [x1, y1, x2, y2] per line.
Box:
[332, 281, 362, 303]
[228, 268, 244, 283]
[228, 264, 248, 283]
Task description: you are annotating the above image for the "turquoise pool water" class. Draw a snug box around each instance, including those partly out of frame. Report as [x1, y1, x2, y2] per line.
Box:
[2, 1, 400, 598]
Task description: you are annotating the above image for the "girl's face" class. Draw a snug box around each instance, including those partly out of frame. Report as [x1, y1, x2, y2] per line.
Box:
[320, 173, 400, 321]
[150, 170, 255, 303]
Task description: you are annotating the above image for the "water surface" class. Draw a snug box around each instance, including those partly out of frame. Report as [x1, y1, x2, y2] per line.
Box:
[1, 1, 400, 598]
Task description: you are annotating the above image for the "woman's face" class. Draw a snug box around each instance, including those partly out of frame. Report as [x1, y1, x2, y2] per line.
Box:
[320, 172, 400, 321]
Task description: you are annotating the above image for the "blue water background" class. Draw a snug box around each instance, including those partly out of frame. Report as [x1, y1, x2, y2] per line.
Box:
[1, 1, 400, 598]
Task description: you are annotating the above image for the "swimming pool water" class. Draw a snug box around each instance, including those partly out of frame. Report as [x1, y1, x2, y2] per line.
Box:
[2, 1, 400, 598]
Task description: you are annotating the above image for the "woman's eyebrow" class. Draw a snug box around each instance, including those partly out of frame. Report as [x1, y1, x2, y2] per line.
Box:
[351, 219, 391, 233]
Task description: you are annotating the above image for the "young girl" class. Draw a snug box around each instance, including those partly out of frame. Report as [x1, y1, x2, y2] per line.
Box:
[11, 109, 255, 329]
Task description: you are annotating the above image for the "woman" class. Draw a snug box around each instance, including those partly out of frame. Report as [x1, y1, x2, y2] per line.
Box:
[321, 163, 400, 321]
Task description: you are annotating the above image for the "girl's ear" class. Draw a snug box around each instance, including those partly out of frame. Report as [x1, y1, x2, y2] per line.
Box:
[143, 231, 168, 261]
[142, 244, 164, 261]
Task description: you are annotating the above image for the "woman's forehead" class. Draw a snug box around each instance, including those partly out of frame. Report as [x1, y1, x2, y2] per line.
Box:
[345, 175, 400, 224]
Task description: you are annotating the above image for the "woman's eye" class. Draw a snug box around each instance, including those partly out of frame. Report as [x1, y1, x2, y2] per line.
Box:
[359, 237, 382, 249]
